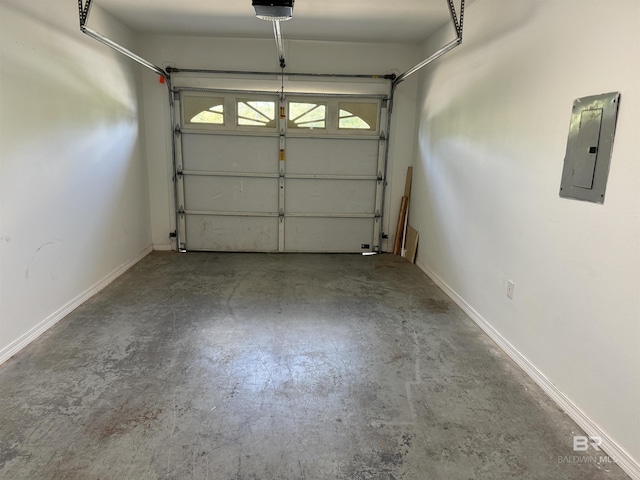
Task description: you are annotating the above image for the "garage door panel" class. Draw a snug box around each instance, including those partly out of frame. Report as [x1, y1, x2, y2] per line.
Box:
[177, 91, 384, 252]
[286, 138, 378, 176]
[184, 176, 278, 213]
[285, 217, 374, 252]
[182, 135, 278, 174]
[186, 215, 278, 251]
[285, 179, 376, 214]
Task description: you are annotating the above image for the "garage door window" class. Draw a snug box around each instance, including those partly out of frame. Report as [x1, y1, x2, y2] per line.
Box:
[288, 102, 326, 129]
[184, 96, 225, 125]
[237, 99, 276, 127]
[338, 102, 377, 131]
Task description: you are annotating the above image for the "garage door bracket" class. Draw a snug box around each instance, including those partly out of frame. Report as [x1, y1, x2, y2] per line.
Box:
[393, 0, 465, 88]
[77, 0, 169, 80]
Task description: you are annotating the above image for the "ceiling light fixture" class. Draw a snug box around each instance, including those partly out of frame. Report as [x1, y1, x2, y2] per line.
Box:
[252, 0, 294, 21]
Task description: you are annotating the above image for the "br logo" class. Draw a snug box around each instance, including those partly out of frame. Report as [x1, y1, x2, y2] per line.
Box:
[573, 435, 602, 452]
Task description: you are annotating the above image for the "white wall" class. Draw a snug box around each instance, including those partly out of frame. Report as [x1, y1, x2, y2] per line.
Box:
[411, 0, 640, 475]
[136, 35, 420, 251]
[0, 1, 152, 360]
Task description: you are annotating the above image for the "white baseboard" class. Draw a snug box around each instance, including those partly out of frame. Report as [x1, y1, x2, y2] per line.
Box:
[0, 245, 153, 366]
[415, 259, 640, 480]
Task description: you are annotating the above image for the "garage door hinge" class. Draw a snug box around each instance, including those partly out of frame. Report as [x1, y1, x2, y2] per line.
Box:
[174, 124, 181, 135]
[178, 206, 185, 218]
[380, 131, 386, 141]
[279, 208, 285, 218]
[169, 230, 177, 238]
[377, 172, 383, 183]
[375, 210, 381, 218]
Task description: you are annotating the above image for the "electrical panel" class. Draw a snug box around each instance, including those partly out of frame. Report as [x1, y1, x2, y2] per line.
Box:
[559, 92, 620, 203]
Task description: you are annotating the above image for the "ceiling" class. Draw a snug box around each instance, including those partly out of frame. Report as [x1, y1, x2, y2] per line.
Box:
[96, 0, 460, 44]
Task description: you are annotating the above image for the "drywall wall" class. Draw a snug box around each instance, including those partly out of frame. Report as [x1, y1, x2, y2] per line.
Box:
[136, 35, 420, 251]
[411, 0, 640, 476]
[0, 1, 152, 360]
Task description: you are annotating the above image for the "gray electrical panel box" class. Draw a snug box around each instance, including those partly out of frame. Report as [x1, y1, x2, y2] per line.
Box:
[559, 92, 620, 203]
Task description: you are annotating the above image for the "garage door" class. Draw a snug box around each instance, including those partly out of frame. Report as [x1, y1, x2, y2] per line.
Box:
[174, 89, 387, 252]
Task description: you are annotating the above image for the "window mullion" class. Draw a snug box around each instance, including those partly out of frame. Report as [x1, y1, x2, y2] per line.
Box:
[327, 99, 338, 133]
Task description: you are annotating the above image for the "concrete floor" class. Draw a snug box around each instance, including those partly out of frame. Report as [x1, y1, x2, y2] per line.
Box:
[0, 252, 629, 479]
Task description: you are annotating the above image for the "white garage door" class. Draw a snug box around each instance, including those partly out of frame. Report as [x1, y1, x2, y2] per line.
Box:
[174, 89, 387, 252]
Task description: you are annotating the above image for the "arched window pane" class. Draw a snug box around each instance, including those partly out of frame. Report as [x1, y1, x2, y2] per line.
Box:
[288, 102, 326, 129]
[338, 102, 377, 130]
[184, 96, 225, 125]
[237, 100, 276, 127]
[191, 109, 223, 124]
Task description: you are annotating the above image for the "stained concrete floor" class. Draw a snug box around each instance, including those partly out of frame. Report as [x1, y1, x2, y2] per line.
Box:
[0, 252, 629, 480]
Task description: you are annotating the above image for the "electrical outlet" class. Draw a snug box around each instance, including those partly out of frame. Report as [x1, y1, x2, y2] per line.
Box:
[507, 280, 515, 299]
